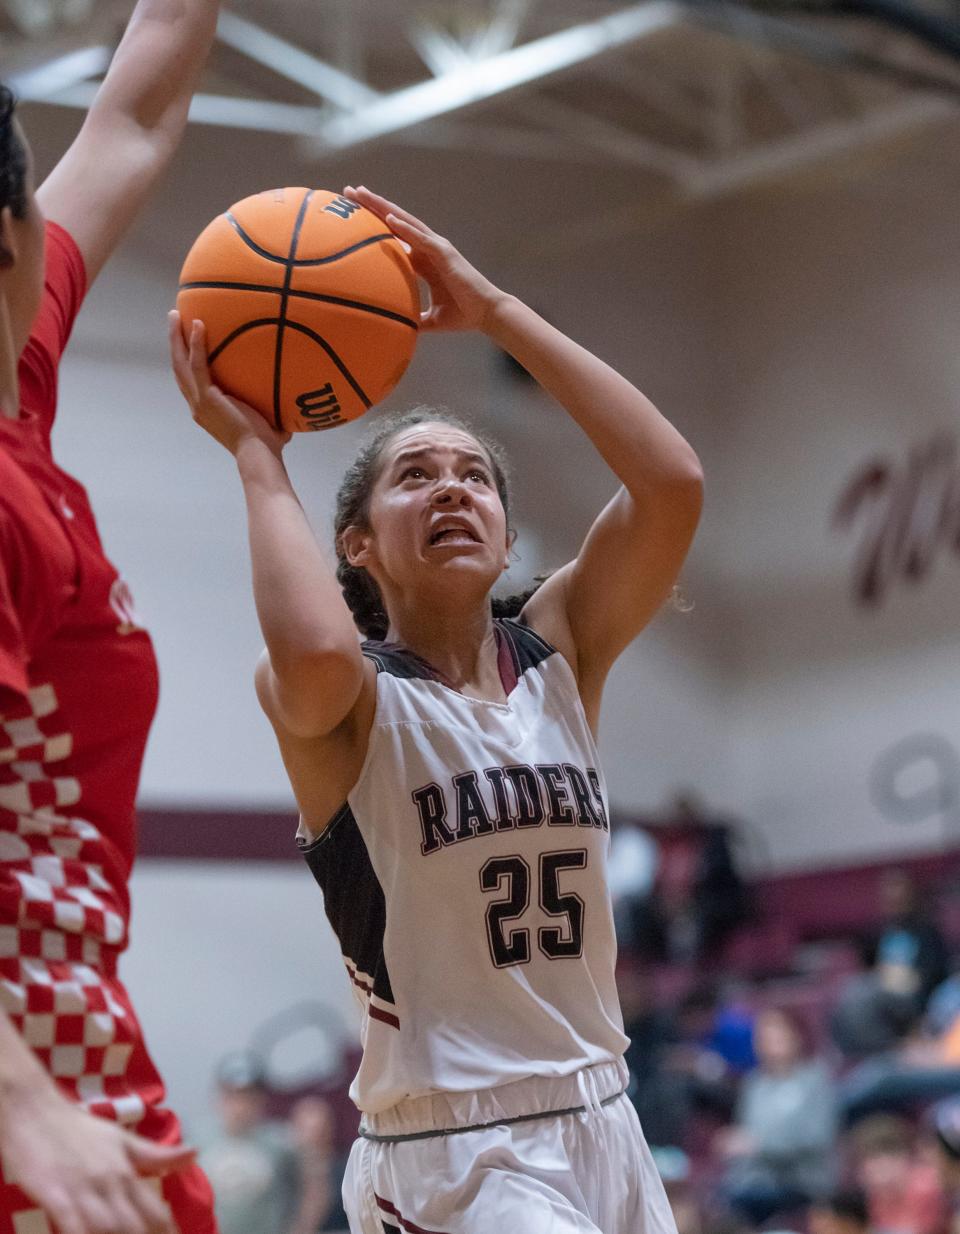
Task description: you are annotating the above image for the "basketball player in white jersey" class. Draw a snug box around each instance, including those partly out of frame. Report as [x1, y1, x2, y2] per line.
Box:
[170, 185, 703, 1234]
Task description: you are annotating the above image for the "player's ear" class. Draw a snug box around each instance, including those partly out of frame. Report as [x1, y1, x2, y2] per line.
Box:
[341, 524, 373, 568]
[503, 526, 517, 571]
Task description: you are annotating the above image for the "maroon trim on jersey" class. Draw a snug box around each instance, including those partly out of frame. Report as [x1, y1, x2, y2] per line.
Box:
[376, 1194, 449, 1234]
[344, 958, 400, 1030]
[368, 1003, 401, 1031]
[344, 960, 373, 995]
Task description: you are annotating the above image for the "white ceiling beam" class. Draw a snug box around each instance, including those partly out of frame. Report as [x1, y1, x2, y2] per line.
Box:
[313, 1, 685, 151]
[525, 94, 700, 180]
[47, 83, 328, 136]
[384, 117, 635, 165]
[215, 10, 379, 110]
[471, 0, 535, 59]
[409, 23, 473, 77]
[8, 44, 111, 100]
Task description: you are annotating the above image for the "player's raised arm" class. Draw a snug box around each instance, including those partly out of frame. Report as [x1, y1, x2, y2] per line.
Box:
[37, 0, 220, 285]
[169, 313, 369, 741]
[343, 185, 704, 708]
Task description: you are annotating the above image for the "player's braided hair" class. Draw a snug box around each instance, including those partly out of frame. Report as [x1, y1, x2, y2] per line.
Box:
[0, 85, 28, 221]
[334, 408, 538, 640]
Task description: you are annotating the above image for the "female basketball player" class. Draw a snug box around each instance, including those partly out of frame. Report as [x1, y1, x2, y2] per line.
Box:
[0, 4, 221, 1232]
[171, 184, 703, 1233]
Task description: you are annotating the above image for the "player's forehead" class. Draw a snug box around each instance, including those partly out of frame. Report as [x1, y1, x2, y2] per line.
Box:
[381, 423, 492, 469]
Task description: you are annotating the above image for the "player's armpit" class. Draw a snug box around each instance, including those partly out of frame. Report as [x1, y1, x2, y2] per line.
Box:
[254, 647, 372, 742]
[524, 480, 702, 686]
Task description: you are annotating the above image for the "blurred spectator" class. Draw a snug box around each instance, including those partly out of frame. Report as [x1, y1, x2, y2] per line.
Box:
[289, 1097, 341, 1232]
[619, 966, 690, 1146]
[839, 998, 960, 1125]
[718, 1007, 837, 1225]
[660, 793, 751, 964]
[198, 1052, 332, 1234]
[833, 871, 949, 1059]
[849, 1114, 948, 1234]
[810, 1188, 874, 1234]
[933, 1098, 960, 1234]
[609, 819, 664, 958]
[654, 983, 754, 1133]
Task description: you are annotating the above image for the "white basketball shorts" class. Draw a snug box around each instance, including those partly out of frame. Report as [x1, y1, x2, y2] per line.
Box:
[343, 1060, 677, 1234]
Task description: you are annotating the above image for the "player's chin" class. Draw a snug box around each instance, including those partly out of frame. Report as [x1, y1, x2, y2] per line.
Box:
[420, 547, 501, 585]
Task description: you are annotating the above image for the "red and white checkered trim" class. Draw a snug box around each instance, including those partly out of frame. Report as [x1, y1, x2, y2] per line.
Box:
[0, 686, 152, 1132]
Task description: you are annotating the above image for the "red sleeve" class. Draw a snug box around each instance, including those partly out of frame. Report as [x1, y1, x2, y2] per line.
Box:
[17, 221, 88, 447]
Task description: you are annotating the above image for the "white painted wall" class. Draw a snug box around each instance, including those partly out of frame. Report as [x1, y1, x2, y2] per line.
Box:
[47, 116, 960, 869]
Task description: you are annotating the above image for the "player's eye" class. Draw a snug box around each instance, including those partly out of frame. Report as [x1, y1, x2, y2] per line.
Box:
[466, 468, 490, 483]
[399, 466, 427, 481]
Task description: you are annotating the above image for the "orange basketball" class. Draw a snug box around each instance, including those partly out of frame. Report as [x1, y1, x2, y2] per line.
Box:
[177, 188, 420, 433]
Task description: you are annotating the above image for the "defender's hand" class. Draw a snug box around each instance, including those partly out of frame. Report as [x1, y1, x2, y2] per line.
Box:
[0, 1084, 193, 1234]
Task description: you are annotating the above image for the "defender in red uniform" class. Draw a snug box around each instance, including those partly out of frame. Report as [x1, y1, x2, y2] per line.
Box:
[0, 4, 221, 1231]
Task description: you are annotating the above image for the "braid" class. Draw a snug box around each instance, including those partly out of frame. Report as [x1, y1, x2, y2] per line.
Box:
[0, 85, 28, 221]
[336, 560, 389, 641]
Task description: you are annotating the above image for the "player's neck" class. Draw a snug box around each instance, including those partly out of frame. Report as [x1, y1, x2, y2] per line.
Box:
[0, 294, 19, 418]
[385, 600, 499, 693]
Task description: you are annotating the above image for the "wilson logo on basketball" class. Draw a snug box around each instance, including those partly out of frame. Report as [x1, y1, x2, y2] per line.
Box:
[323, 196, 361, 220]
[297, 383, 344, 431]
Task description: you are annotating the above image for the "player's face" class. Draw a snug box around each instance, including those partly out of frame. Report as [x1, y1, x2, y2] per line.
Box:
[358, 423, 511, 603]
[1, 122, 46, 354]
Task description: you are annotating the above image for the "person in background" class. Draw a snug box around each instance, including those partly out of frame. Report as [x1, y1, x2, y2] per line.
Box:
[848, 1114, 948, 1234]
[668, 793, 750, 963]
[810, 1189, 874, 1234]
[719, 1007, 837, 1225]
[289, 1095, 341, 1233]
[199, 1053, 332, 1234]
[609, 818, 663, 957]
[932, 1097, 960, 1234]
[833, 870, 949, 1059]
[618, 966, 690, 1147]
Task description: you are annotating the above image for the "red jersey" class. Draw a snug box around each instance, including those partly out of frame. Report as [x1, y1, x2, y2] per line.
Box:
[0, 223, 215, 1233]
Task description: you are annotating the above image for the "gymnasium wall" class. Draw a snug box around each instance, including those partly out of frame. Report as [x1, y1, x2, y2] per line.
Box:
[47, 116, 960, 875]
[710, 123, 960, 870]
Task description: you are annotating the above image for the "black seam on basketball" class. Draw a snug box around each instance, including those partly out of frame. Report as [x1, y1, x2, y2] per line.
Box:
[179, 281, 419, 330]
[207, 318, 280, 366]
[282, 320, 372, 408]
[225, 213, 399, 267]
[274, 189, 315, 430]
[205, 316, 372, 410]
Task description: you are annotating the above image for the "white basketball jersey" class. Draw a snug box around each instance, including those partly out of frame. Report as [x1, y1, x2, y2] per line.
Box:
[298, 618, 629, 1115]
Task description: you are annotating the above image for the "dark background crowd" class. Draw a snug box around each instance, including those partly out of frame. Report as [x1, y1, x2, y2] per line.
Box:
[197, 795, 960, 1234]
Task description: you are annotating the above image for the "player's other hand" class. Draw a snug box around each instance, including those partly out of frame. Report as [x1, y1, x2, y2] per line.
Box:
[0, 1082, 192, 1234]
[168, 311, 291, 458]
[343, 185, 510, 334]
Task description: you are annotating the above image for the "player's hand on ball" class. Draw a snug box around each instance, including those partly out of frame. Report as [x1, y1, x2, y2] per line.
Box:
[0, 1081, 190, 1234]
[168, 311, 291, 457]
[343, 186, 509, 334]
